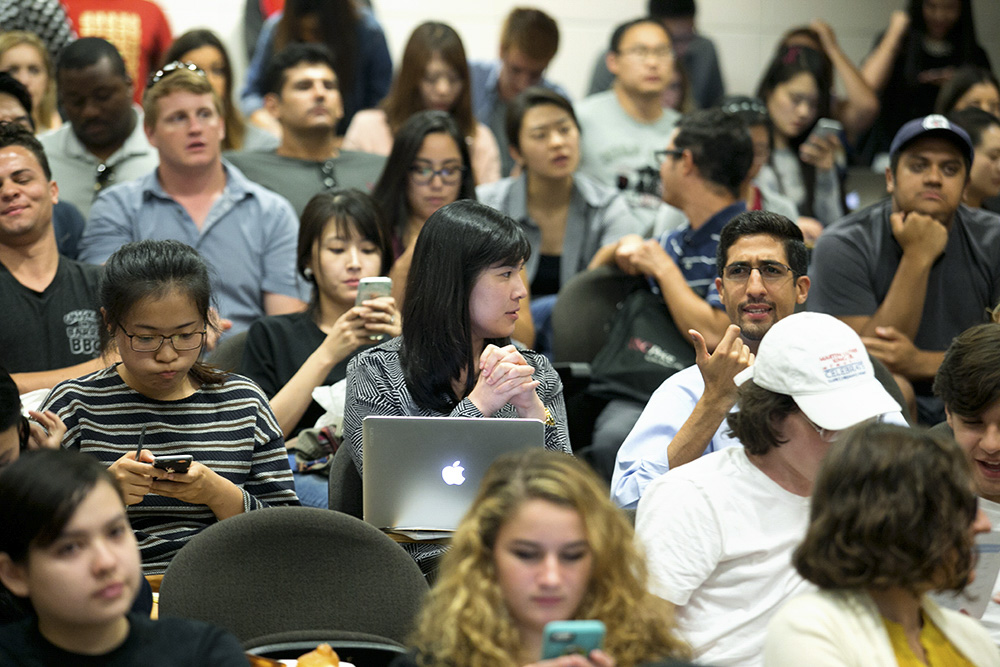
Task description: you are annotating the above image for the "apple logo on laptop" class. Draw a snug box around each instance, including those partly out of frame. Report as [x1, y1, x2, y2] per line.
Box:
[442, 460, 466, 485]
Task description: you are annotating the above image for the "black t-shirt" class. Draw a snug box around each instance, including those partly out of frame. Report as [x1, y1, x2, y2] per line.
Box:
[0, 256, 102, 373]
[0, 612, 249, 666]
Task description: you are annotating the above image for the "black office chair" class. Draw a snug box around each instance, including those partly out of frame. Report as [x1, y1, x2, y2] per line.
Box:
[328, 444, 363, 519]
[206, 330, 248, 373]
[158, 506, 428, 648]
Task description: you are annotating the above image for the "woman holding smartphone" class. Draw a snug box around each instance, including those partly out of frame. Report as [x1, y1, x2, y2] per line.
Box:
[392, 449, 690, 666]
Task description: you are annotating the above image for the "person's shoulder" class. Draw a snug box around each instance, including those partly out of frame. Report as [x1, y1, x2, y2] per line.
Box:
[337, 148, 388, 168]
[226, 163, 296, 213]
[37, 123, 72, 149]
[573, 172, 620, 207]
[249, 311, 312, 336]
[476, 175, 518, 205]
[819, 199, 891, 240]
[128, 612, 246, 660]
[957, 206, 1000, 243]
[58, 256, 103, 281]
[575, 90, 616, 116]
[92, 173, 153, 209]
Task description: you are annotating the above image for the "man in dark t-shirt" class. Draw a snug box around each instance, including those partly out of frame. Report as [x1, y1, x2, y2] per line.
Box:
[0, 123, 104, 392]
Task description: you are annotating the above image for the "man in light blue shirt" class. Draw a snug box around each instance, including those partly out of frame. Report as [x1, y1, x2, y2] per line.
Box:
[79, 64, 305, 336]
[469, 7, 568, 176]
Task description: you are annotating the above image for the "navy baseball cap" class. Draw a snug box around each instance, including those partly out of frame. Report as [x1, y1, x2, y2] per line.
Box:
[889, 114, 974, 168]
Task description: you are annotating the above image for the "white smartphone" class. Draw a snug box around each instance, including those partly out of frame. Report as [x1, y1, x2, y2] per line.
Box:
[355, 277, 392, 342]
[811, 117, 843, 139]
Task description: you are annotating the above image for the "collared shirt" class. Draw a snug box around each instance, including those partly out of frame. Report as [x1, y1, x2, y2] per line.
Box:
[477, 172, 645, 286]
[468, 60, 570, 177]
[656, 200, 746, 308]
[79, 161, 304, 335]
[38, 107, 160, 218]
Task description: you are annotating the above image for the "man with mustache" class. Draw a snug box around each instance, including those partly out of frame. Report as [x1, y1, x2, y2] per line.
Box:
[226, 44, 385, 217]
[808, 114, 1000, 425]
[39, 38, 159, 218]
[78, 64, 305, 336]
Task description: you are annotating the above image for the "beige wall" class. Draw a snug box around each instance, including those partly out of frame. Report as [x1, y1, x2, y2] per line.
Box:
[160, 0, 1000, 103]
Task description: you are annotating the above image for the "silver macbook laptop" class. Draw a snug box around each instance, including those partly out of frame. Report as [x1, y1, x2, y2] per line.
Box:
[362, 415, 545, 532]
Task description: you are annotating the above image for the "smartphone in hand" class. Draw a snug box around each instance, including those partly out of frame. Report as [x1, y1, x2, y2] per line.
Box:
[355, 277, 392, 342]
[152, 455, 193, 474]
[541, 620, 606, 660]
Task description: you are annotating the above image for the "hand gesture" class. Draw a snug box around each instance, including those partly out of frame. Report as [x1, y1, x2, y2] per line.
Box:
[469, 344, 543, 418]
[692, 325, 754, 407]
[108, 449, 159, 506]
[890, 211, 947, 264]
[524, 649, 616, 667]
[861, 326, 918, 375]
[357, 295, 402, 341]
[26, 410, 66, 449]
[808, 19, 839, 56]
[800, 132, 842, 171]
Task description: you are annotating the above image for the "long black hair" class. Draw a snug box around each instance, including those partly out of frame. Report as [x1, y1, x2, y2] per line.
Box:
[100, 239, 226, 386]
[400, 200, 530, 413]
[371, 110, 476, 254]
[904, 0, 983, 87]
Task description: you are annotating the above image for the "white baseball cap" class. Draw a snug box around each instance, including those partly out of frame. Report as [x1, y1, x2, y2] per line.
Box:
[734, 312, 901, 430]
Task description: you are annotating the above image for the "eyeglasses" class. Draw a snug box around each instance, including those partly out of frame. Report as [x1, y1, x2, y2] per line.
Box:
[93, 162, 116, 196]
[120, 329, 207, 352]
[619, 46, 674, 61]
[148, 61, 205, 89]
[801, 413, 840, 443]
[655, 148, 685, 164]
[721, 261, 796, 284]
[408, 164, 465, 185]
[320, 160, 337, 190]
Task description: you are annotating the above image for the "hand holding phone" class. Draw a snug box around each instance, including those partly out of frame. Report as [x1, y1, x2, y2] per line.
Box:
[355, 277, 393, 342]
[152, 454, 193, 474]
[541, 621, 606, 660]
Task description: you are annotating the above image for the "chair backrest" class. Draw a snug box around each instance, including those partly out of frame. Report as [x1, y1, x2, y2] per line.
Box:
[552, 265, 645, 364]
[206, 330, 249, 373]
[158, 506, 428, 646]
[328, 443, 363, 518]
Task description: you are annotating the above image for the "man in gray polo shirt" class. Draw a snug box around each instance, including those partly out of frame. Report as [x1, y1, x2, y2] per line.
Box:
[39, 38, 159, 218]
[79, 65, 305, 336]
[808, 114, 1000, 424]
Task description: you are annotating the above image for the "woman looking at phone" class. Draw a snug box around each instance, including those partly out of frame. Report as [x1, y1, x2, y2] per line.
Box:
[39, 240, 298, 574]
[756, 45, 844, 227]
[393, 449, 689, 667]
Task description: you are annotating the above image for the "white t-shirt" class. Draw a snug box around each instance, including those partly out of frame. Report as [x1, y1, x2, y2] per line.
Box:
[635, 446, 814, 667]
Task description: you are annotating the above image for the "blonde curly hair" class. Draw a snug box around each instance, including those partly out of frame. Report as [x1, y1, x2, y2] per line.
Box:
[410, 450, 689, 667]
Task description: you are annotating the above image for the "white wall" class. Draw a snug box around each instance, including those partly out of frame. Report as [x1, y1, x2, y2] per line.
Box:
[160, 0, 1000, 103]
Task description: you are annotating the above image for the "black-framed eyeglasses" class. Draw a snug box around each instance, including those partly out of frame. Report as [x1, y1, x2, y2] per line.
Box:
[148, 61, 205, 89]
[120, 329, 207, 352]
[619, 46, 674, 61]
[721, 261, 796, 284]
[655, 148, 685, 164]
[408, 164, 466, 185]
[93, 162, 116, 196]
[320, 160, 337, 190]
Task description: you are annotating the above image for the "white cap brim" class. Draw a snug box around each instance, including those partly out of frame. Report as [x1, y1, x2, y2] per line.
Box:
[794, 379, 902, 431]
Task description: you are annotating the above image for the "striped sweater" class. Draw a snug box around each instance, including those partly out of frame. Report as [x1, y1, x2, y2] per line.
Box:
[42, 365, 300, 575]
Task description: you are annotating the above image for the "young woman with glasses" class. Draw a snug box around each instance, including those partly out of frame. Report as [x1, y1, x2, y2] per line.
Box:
[38, 239, 299, 575]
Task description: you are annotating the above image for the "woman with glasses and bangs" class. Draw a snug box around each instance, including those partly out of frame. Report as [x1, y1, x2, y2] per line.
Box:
[372, 110, 535, 346]
[38, 239, 299, 576]
[765, 422, 1000, 666]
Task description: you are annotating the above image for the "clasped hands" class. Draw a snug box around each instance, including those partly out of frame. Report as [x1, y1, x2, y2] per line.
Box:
[468, 344, 545, 421]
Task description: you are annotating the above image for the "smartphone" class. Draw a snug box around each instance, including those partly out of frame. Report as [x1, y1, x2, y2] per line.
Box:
[152, 455, 192, 474]
[541, 620, 606, 660]
[811, 117, 843, 139]
[355, 277, 392, 342]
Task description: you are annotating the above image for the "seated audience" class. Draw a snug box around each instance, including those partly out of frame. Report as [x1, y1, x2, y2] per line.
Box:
[860, 1, 992, 166]
[477, 87, 643, 350]
[934, 322, 1000, 645]
[226, 43, 386, 216]
[764, 422, 999, 666]
[584, 108, 753, 472]
[935, 66, 1000, 117]
[62, 0, 173, 105]
[0, 449, 249, 664]
[40, 38, 160, 218]
[0, 122, 106, 394]
[0, 30, 62, 133]
[241, 0, 392, 136]
[163, 28, 278, 152]
[778, 22, 880, 143]
[948, 107, 1000, 211]
[41, 240, 299, 575]
[576, 17, 679, 228]
[468, 7, 568, 177]
[589, 0, 724, 111]
[397, 449, 691, 667]
[80, 63, 305, 336]
[808, 114, 1000, 424]
[343, 21, 500, 185]
[0, 72, 87, 259]
[241, 191, 400, 507]
[635, 311, 901, 666]
[756, 44, 844, 226]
